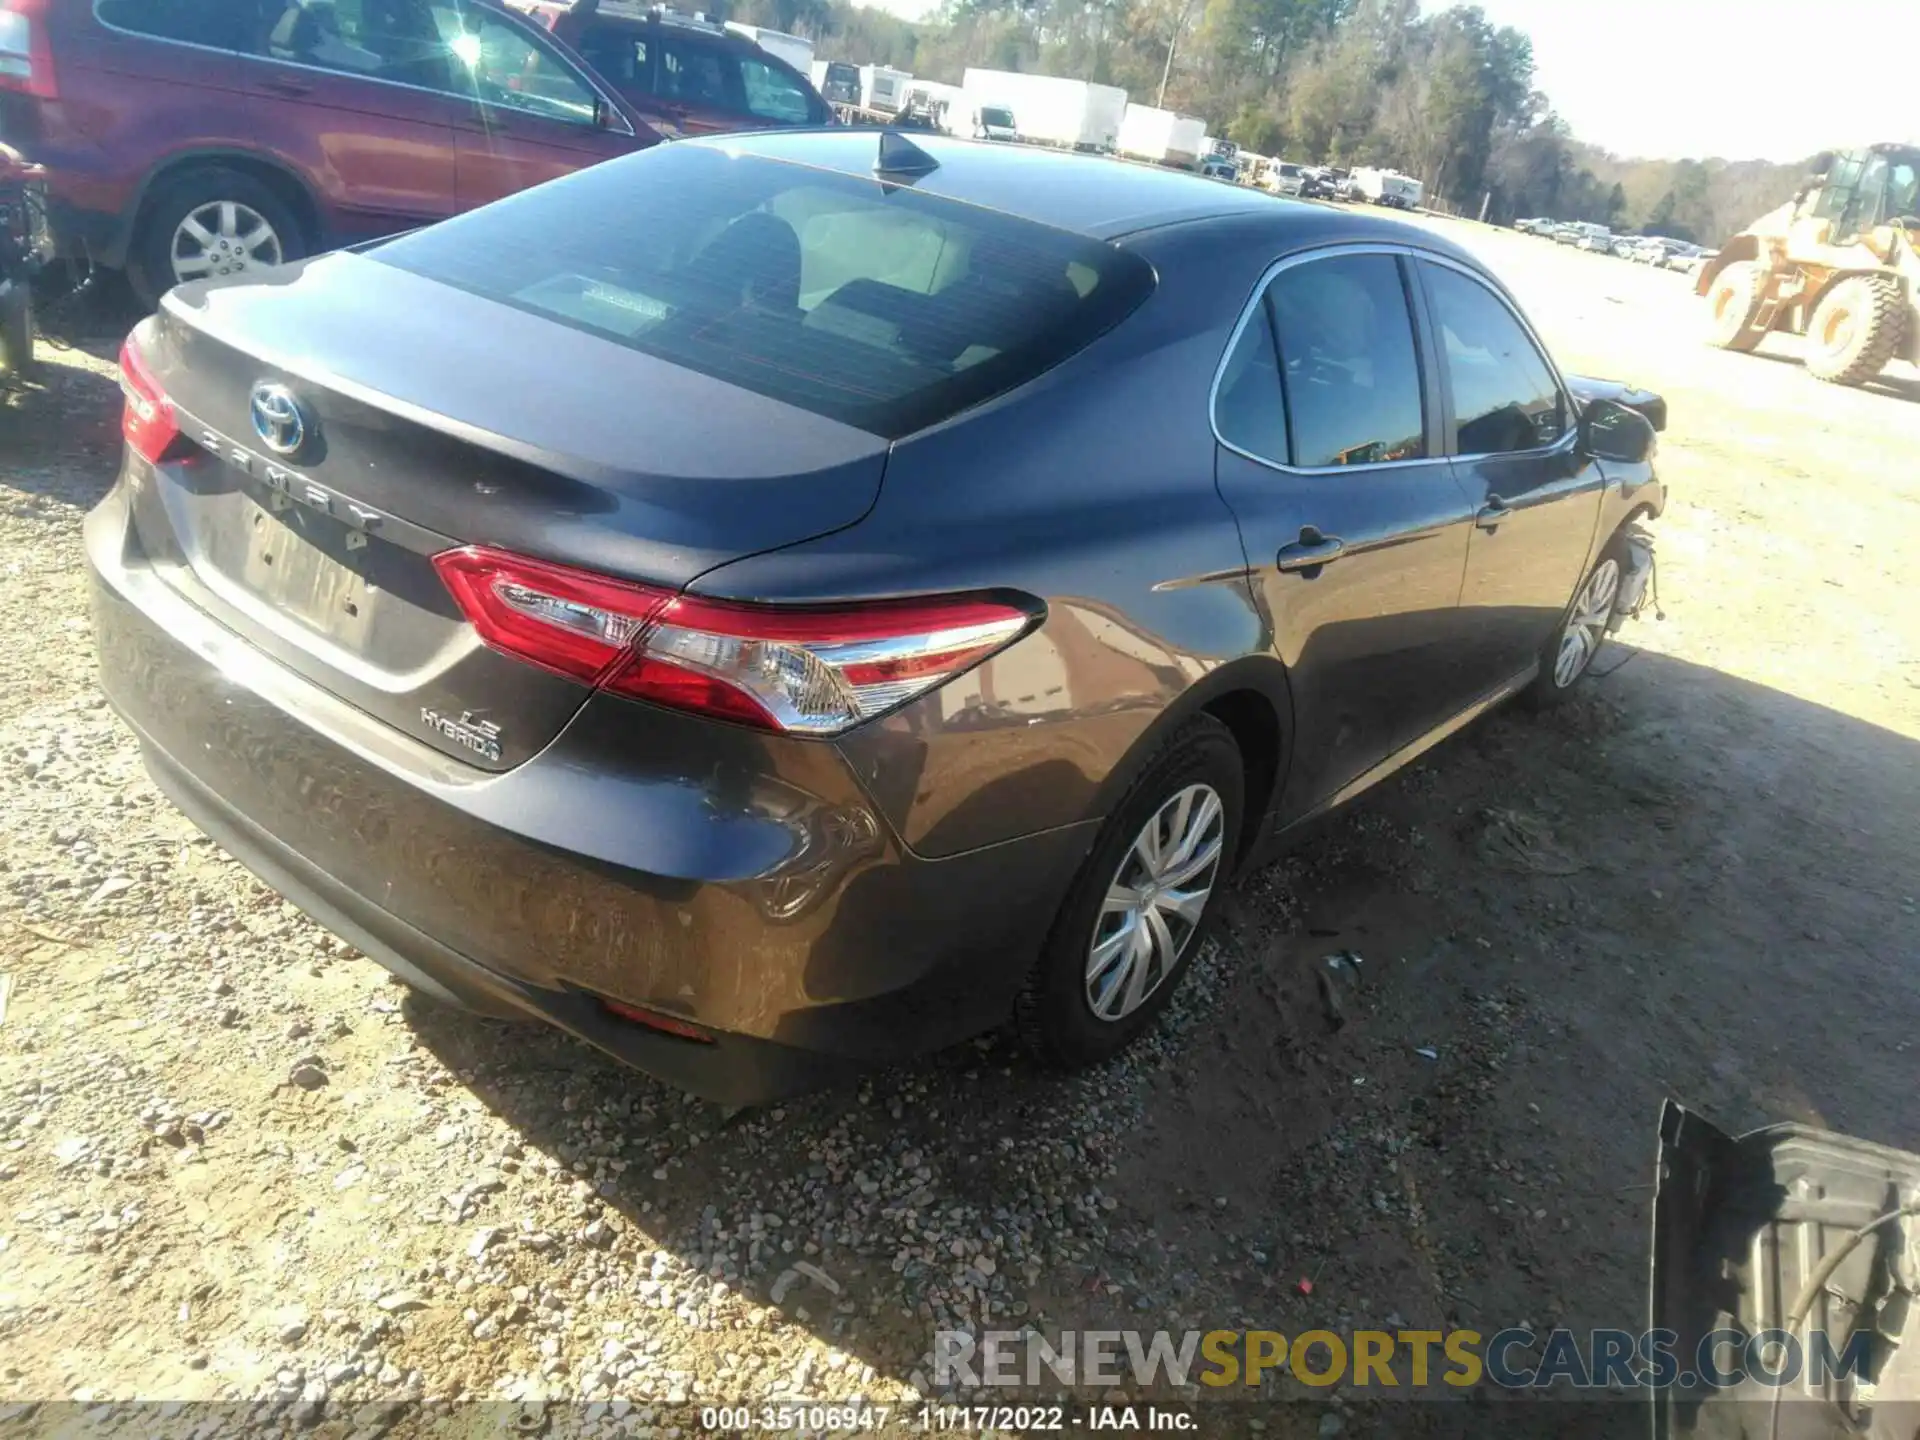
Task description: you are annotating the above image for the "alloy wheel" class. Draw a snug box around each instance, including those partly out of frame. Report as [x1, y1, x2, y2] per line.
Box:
[1085, 783, 1224, 1021]
[1553, 557, 1620, 689]
[171, 201, 284, 284]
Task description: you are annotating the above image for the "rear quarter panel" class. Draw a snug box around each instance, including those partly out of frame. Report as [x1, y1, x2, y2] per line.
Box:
[690, 219, 1290, 858]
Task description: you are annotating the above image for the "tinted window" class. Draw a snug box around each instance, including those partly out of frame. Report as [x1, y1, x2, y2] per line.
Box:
[374, 143, 1155, 437]
[1421, 262, 1565, 455]
[1214, 308, 1288, 465]
[1267, 253, 1426, 468]
[575, 24, 647, 91]
[658, 36, 733, 108]
[740, 57, 811, 124]
[96, 0, 255, 49]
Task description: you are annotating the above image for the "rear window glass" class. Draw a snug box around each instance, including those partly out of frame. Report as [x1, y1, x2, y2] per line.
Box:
[371, 143, 1155, 437]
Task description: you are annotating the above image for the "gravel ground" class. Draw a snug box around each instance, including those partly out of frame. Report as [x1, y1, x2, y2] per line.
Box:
[2, 226, 1917, 1437]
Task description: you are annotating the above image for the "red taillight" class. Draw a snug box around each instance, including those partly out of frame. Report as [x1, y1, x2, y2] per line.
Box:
[0, 0, 57, 100]
[118, 337, 189, 465]
[432, 545, 1035, 736]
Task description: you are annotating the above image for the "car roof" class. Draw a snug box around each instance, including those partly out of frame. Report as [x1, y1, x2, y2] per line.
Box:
[685, 129, 1467, 246]
[555, 1, 751, 45]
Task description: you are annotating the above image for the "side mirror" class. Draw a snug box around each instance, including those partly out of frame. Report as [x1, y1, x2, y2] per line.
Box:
[1579, 397, 1657, 465]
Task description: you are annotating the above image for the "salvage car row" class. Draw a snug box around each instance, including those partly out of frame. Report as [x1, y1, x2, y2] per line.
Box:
[0, 0, 834, 306]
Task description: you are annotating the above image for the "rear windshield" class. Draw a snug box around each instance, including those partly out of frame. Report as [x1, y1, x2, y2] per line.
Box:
[980, 107, 1014, 127]
[373, 144, 1153, 437]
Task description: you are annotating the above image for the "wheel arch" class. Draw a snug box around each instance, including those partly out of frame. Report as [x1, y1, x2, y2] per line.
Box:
[1089, 656, 1295, 872]
[127, 149, 323, 262]
[1695, 233, 1760, 296]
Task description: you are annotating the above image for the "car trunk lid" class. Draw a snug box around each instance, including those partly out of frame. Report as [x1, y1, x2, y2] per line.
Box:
[126, 251, 889, 771]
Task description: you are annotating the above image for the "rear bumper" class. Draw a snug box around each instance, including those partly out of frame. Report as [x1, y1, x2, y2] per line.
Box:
[85, 480, 1094, 1104]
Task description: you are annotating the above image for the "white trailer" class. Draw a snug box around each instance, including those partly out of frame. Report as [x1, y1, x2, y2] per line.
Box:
[1116, 104, 1206, 168]
[960, 69, 1127, 152]
[723, 23, 813, 76]
[1350, 167, 1424, 210]
[857, 64, 911, 116]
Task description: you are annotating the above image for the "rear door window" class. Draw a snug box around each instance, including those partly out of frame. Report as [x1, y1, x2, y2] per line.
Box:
[372, 142, 1155, 437]
[1419, 261, 1566, 455]
[1214, 308, 1289, 466]
[739, 56, 813, 124]
[657, 35, 736, 109]
[1265, 252, 1427, 467]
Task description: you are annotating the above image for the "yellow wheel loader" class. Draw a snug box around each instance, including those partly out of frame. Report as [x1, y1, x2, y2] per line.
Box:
[1698, 144, 1919, 386]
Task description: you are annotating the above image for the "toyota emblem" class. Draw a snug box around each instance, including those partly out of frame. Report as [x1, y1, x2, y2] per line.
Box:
[249, 381, 309, 457]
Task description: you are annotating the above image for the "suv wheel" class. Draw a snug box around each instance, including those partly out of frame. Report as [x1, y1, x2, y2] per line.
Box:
[132, 168, 306, 306]
[1018, 715, 1243, 1068]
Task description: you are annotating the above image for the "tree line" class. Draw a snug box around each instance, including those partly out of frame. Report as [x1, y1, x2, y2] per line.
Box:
[713, 0, 1813, 244]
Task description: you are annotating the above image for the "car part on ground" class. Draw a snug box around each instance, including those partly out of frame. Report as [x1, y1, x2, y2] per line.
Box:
[0, 142, 51, 383]
[1697, 143, 1920, 387]
[1652, 1100, 1920, 1439]
[88, 131, 1665, 1100]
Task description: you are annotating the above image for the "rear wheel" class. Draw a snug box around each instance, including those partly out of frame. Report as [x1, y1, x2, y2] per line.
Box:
[131, 168, 307, 307]
[1804, 276, 1906, 386]
[1017, 715, 1243, 1068]
[1704, 260, 1768, 352]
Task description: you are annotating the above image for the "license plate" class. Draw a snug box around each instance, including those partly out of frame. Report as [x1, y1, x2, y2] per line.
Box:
[225, 494, 374, 645]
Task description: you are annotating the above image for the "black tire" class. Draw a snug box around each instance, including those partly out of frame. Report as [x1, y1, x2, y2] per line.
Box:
[129, 167, 307, 308]
[1017, 714, 1244, 1068]
[1523, 536, 1628, 709]
[1803, 276, 1907, 386]
[1704, 260, 1767, 352]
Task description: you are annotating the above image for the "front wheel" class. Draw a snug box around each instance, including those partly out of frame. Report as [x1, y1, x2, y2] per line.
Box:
[1704, 260, 1767, 352]
[1017, 715, 1244, 1068]
[1524, 542, 1623, 708]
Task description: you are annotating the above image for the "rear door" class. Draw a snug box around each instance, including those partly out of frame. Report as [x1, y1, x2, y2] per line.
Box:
[1414, 256, 1604, 698]
[438, 4, 646, 208]
[1211, 246, 1480, 819]
[240, 0, 465, 240]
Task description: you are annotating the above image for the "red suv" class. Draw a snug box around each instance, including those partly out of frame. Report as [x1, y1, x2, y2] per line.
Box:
[516, 1, 830, 139]
[0, 0, 660, 303]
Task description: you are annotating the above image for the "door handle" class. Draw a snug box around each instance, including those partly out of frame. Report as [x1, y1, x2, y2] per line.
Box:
[258, 75, 313, 97]
[1475, 495, 1511, 532]
[1276, 525, 1345, 573]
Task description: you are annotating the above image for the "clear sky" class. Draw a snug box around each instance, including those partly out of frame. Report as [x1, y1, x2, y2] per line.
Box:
[856, 0, 1919, 163]
[1442, 0, 1920, 162]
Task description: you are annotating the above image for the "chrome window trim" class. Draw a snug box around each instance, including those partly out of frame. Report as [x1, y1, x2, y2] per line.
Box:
[1208, 241, 1446, 476]
[89, 0, 634, 138]
[1412, 250, 1577, 461]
